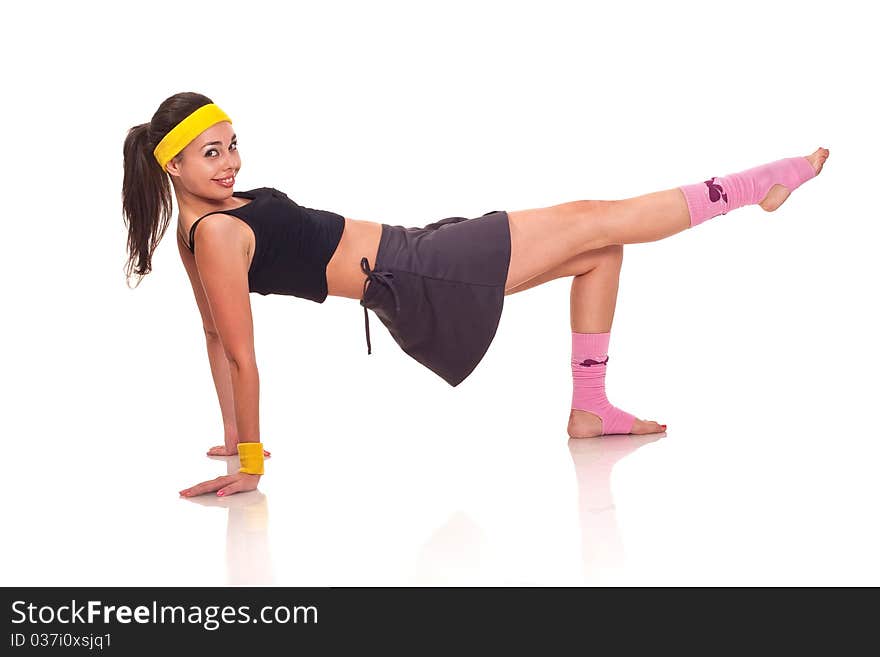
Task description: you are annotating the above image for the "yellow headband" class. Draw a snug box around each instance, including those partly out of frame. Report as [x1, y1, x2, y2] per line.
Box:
[152, 103, 233, 172]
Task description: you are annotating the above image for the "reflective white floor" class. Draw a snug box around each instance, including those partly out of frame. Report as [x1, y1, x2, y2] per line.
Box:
[6, 407, 880, 586]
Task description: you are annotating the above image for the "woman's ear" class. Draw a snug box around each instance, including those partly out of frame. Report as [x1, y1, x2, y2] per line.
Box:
[165, 155, 183, 177]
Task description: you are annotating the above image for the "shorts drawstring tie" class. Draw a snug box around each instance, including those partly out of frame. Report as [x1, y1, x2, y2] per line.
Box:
[360, 256, 400, 355]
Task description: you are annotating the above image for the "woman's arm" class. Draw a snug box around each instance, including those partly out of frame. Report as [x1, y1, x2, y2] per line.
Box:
[205, 334, 240, 446]
[179, 216, 262, 497]
[178, 230, 268, 457]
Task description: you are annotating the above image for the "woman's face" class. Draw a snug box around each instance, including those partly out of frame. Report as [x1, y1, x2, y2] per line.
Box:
[165, 121, 241, 198]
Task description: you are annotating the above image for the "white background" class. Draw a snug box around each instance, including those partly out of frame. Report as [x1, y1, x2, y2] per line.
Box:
[2, 0, 877, 586]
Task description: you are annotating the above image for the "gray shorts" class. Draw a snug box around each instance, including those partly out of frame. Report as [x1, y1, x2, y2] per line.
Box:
[359, 209, 512, 387]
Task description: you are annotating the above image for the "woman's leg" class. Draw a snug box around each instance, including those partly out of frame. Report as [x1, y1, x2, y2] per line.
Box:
[502, 147, 827, 438]
[567, 246, 664, 437]
[506, 246, 664, 437]
[504, 147, 828, 292]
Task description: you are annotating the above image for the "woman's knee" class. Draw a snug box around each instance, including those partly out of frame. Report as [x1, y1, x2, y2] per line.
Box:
[568, 199, 618, 251]
[565, 243, 622, 278]
[584, 243, 623, 270]
[604, 243, 624, 267]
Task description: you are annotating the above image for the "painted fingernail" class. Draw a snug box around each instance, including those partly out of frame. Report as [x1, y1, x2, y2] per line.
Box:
[217, 491, 225, 496]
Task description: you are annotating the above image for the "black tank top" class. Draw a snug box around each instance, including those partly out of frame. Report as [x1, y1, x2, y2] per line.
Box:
[187, 187, 345, 303]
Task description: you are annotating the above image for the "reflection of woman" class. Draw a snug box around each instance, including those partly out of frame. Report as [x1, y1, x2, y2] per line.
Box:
[568, 433, 662, 584]
[121, 92, 828, 498]
[184, 458, 274, 585]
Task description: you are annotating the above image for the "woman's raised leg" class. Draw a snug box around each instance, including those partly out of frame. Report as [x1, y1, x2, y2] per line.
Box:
[504, 147, 828, 292]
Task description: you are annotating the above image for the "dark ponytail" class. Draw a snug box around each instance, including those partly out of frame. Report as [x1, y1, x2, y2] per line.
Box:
[121, 92, 215, 288]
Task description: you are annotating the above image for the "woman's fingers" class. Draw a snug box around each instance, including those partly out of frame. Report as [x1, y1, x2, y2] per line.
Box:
[179, 474, 234, 497]
[180, 472, 261, 498]
[216, 480, 244, 497]
[217, 473, 261, 497]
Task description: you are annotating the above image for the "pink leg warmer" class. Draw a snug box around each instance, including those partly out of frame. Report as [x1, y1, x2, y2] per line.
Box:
[571, 331, 636, 435]
[679, 156, 816, 227]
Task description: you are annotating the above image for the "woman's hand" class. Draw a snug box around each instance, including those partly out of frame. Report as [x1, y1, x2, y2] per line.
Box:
[179, 472, 261, 498]
[206, 440, 271, 459]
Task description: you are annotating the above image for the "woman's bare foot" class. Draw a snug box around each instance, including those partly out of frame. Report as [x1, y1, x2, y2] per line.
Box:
[567, 408, 666, 439]
[759, 146, 830, 212]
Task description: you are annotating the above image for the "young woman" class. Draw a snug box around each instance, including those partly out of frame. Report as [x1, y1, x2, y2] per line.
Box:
[121, 92, 828, 498]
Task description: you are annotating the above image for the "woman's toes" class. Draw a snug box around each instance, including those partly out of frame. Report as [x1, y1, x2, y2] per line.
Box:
[807, 147, 830, 175]
[630, 419, 645, 434]
[631, 419, 665, 434]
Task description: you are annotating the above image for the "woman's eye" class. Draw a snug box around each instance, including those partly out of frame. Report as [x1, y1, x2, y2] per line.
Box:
[206, 143, 238, 156]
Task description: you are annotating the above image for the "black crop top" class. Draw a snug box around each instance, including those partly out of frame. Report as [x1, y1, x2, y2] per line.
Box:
[187, 187, 346, 303]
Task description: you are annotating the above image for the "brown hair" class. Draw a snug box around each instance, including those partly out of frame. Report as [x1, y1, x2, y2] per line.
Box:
[121, 92, 214, 288]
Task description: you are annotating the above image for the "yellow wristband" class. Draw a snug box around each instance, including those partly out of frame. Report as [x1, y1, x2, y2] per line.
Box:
[238, 442, 265, 475]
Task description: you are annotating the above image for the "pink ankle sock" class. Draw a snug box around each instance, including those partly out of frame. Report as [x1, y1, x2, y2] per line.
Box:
[679, 156, 816, 227]
[571, 331, 636, 435]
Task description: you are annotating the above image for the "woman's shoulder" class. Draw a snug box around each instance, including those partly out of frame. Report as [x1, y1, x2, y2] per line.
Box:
[244, 185, 287, 195]
[241, 185, 296, 204]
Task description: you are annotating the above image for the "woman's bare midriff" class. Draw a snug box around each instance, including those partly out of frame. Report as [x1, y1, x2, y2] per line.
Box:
[325, 217, 383, 301]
